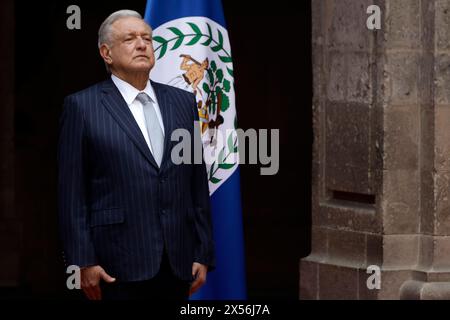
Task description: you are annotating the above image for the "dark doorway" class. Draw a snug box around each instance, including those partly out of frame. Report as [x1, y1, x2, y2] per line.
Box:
[223, 1, 312, 299]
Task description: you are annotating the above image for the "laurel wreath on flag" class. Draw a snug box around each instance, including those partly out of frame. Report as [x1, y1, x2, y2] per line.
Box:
[207, 133, 238, 183]
[153, 22, 238, 184]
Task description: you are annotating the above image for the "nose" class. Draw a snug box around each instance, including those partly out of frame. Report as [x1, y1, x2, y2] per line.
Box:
[136, 37, 146, 50]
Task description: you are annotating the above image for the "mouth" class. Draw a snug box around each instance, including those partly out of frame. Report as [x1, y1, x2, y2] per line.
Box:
[134, 55, 149, 59]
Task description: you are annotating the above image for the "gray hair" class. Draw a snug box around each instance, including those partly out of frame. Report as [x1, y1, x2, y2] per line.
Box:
[98, 9, 143, 48]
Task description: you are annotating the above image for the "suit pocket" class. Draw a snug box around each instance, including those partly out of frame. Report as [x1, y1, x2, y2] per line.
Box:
[89, 208, 124, 227]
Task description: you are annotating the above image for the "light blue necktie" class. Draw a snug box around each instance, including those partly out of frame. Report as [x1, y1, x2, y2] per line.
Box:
[135, 92, 164, 167]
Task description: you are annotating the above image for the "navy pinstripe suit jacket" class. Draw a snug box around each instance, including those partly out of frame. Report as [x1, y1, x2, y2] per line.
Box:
[57, 78, 215, 282]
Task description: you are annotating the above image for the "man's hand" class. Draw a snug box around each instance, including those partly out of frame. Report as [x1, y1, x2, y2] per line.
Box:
[189, 262, 208, 296]
[80, 265, 116, 300]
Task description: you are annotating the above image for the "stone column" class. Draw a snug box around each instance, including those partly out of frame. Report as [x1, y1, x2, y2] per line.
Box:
[300, 0, 450, 300]
[0, 0, 21, 287]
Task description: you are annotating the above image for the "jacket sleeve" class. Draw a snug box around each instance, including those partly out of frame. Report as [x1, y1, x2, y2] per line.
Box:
[189, 94, 216, 271]
[57, 95, 97, 268]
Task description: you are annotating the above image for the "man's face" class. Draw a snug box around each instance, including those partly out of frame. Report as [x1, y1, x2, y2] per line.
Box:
[107, 17, 155, 74]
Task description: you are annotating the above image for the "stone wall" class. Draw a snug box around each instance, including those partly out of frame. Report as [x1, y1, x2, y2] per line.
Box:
[301, 0, 450, 300]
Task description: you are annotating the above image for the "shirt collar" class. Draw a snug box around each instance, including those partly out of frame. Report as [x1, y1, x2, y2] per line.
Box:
[111, 74, 157, 106]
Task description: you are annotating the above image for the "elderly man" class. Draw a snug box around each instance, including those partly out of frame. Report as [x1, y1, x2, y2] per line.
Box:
[57, 9, 215, 300]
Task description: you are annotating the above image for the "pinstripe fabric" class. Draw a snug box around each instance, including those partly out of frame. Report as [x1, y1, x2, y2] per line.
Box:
[57, 78, 215, 282]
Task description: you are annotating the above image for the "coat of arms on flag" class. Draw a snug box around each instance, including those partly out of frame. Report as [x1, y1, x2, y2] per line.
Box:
[150, 17, 238, 194]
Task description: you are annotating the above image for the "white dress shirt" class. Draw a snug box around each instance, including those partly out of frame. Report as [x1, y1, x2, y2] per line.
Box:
[111, 74, 165, 154]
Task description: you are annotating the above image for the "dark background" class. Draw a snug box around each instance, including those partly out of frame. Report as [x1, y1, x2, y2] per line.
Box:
[11, 0, 311, 299]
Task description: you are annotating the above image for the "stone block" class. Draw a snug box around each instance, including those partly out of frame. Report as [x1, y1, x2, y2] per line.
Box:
[311, 164, 325, 226]
[418, 235, 434, 269]
[347, 52, 371, 104]
[325, 102, 372, 194]
[382, 234, 419, 268]
[432, 236, 450, 269]
[436, 0, 450, 51]
[421, 282, 450, 300]
[318, 263, 358, 299]
[327, 229, 366, 266]
[382, 169, 420, 234]
[427, 272, 450, 282]
[299, 259, 318, 300]
[312, 45, 323, 102]
[383, 106, 419, 170]
[435, 54, 450, 105]
[419, 108, 436, 235]
[385, 53, 420, 105]
[328, 0, 373, 51]
[435, 106, 450, 235]
[324, 203, 380, 233]
[327, 52, 346, 102]
[315, 201, 329, 227]
[311, 0, 323, 41]
[385, 0, 421, 49]
[366, 233, 383, 266]
[311, 226, 328, 258]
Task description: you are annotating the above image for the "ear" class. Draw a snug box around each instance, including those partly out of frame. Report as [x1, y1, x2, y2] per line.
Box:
[99, 44, 113, 66]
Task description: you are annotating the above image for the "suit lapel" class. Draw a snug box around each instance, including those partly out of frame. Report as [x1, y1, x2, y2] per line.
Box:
[152, 80, 174, 171]
[100, 79, 160, 170]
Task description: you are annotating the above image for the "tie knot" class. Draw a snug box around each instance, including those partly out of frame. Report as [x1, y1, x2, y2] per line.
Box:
[135, 92, 152, 105]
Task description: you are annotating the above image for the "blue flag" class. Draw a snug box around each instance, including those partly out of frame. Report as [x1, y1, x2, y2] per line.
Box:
[145, 0, 247, 299]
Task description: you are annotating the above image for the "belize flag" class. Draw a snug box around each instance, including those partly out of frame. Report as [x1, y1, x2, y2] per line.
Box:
[144, 0, 247, 299]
